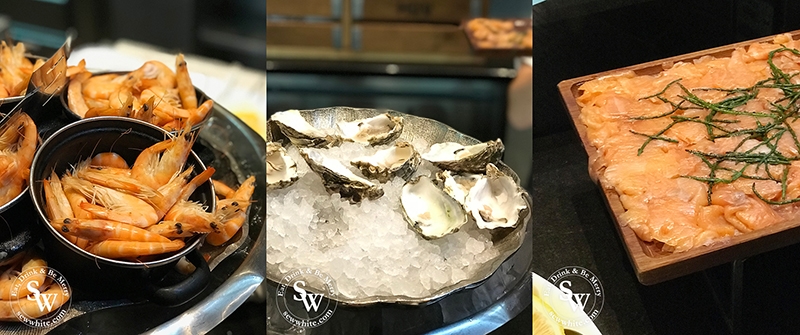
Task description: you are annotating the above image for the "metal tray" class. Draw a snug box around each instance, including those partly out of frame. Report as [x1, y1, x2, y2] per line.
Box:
[266, 107, 532, 333]
[0, 101, 266, 335]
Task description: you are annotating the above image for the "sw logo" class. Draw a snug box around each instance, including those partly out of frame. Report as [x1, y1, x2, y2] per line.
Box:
[292, 281, 325, 313]
[558, 280, 591, 312]
[27, 280, 61, 313]
[276, 267, 338, 329]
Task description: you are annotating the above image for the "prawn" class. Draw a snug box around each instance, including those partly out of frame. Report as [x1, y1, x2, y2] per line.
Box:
[90, 152, 129, 169]
[0, 113, 37, 205]
[0, 285, 68, 321]
[148, 220, 212, 238]
[67, 71, 91, 117]
[163, 200, 218, 233]
[88, 239, 185, 259]
[51, 218, 170, 243]
[66, 59, 86, 79]
[74, 160, 164, 207]
[212, 179, 236, 199]
[206, 176, 256, 246]
[0, 249, 47, 300]
[62, 176, 160, 228]
[131, 129, 196, 189]
[175, 54, 197, 110]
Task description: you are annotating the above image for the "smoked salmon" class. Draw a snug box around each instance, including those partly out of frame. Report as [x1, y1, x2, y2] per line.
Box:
[578, 34, 800, 252]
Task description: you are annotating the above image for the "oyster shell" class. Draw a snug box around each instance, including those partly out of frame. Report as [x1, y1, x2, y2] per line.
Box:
[299, 148, 384, 202]
[421, 139, 504, 173]
[350, 141, 421, 183]
[266, 142, 299, 190]
[400, 176, 468, 240]
[270, 110, 341, 148]
[465, 163, 529, 230]
[435, 170, 481, 206]
[336, 113, 403, 146]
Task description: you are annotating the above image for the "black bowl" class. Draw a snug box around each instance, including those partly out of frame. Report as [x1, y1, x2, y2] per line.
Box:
[59, 71, 213, 135]
[29, 117, 215, 306]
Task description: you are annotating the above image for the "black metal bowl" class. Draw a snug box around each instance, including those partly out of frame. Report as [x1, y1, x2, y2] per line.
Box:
[29, 117, 215, 306]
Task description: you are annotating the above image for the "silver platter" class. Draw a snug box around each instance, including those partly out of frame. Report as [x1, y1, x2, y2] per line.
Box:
[266, 106, 532, 306]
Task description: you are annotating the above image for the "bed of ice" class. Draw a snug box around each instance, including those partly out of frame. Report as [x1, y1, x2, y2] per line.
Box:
[266, 139, 500, 300]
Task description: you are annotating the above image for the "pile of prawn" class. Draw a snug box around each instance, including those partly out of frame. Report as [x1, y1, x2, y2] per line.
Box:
[0, 112, 37, 207]
[66, 54, 214, 131]
[0, 249, 69, 321]
[0, 41, 44, 98]
[42, 128, 255, 260]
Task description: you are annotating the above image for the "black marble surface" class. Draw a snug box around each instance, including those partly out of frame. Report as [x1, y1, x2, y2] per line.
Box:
[533, 129, 800, 334]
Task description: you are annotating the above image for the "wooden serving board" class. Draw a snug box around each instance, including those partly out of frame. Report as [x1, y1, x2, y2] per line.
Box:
[557, 29, 800, 285]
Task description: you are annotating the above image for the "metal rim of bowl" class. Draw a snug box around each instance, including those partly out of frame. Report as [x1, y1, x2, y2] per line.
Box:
[29, 116, 216, 269]
[265, 107, 533, 307]
[59, 70, 213, 133]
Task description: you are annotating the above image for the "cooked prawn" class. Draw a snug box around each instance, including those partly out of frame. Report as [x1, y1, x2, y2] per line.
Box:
[67, 71, 91, 117]
[175, 54, 197, 110]
[51, 218, 170, 243]
[206, 176, 256, 246]
[0, 249, 47, 300]
[131, 129, 196, 189]
[90, 152, 129, 169]
[0, 285, 68, 321]
[88, 239, 184, 259]
[62, 176, 159, 228]
[0, 113, 37, 205]
[212, 179, 236, 199]
[148, 220, 212, 238]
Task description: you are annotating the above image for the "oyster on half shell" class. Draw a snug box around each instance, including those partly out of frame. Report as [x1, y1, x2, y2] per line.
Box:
[300, 148, 384, 203]
[421, 139, 504, 173]
[400, 176, 468, 240]
[270, 109, 341, 148]
[465, 163, 529, 230]
[435, 170, 482, 206]
[351, 141, 421, 183]
[336, 113, 404, 146]
[266, 142, 299, 190]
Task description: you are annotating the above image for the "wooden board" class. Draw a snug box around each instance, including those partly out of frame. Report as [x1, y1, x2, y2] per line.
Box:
[461, 18, 532, 57]
[558, 29, 800, 285]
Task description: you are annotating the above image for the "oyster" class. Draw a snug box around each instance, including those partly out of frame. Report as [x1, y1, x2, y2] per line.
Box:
[299, 148, 384, 202]
[266, 142, 299, 190]
[435, 170, 481, 206]
[465, 163, 529, 230]
[336, 113, 403, 146]
[270, 109, 341, 148]
[350, 141, 421, 183]
[421, 139, 504, 173]
[400, 176, 468, 240]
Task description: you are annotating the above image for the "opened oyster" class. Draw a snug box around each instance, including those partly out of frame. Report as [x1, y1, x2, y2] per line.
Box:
[270, 109, 341, 148]
[436, 170, 481, 206]
[336, 113, 403, 146]
[400, 176, 468, 240]
[465, 164, 528, 230]
[300, 148, 384, 202]
[350, 141, 421, 183]
[422, 139, 504, 173]
[267, 142, 299, 190]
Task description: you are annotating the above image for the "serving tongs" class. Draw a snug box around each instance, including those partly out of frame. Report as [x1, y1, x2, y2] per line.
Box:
[0, 35, 72, 129]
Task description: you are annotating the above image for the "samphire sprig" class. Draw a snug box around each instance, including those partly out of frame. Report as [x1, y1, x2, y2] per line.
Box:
[630, 46, 800, 205]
